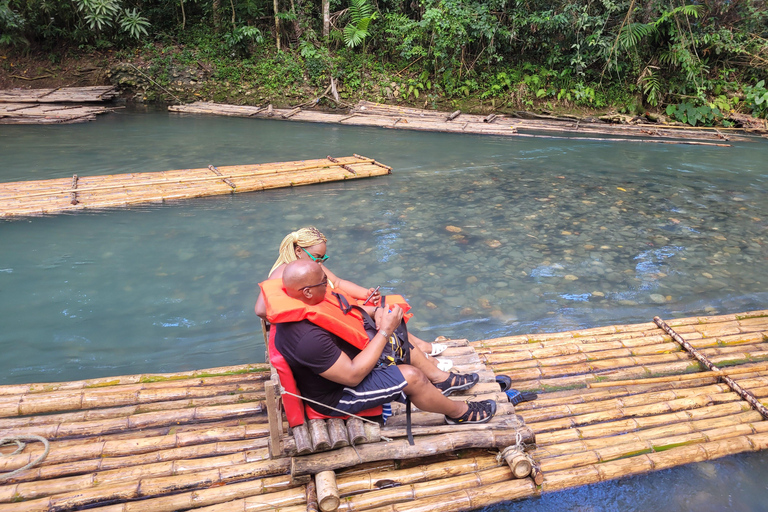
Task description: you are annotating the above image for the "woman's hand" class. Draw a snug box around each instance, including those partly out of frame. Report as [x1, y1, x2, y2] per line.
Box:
[362, 287, 381, 306]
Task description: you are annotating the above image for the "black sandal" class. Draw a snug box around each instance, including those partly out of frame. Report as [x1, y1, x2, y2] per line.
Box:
[445, 399, 497, 424]
[435, 372, 479, 396]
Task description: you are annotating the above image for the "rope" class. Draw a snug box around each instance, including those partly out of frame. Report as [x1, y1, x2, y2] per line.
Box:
[0, 435, 50, 482]
[279, 387, 394, 442]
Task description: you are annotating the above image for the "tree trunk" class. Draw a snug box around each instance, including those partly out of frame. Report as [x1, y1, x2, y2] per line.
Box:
[322, 0, 329, 38]
[212, 0, 221, 31]
[273, 0, 281, 50]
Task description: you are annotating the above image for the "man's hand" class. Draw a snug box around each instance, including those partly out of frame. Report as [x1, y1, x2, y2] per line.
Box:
[375, 304, 403, 334]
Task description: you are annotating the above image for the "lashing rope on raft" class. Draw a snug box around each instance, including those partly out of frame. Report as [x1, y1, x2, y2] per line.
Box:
[0, 435, 50, 482]
[279, 387, 394, 442]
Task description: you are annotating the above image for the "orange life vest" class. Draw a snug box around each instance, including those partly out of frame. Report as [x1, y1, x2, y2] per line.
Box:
[258, 278, 412, 349]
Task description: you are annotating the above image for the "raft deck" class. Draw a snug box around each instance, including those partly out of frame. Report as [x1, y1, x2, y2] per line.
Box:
[0, 155, 392, 218]
[0, 86, 118, 124]
[2, 309, 768, 511]
[169, 100, 762, 144]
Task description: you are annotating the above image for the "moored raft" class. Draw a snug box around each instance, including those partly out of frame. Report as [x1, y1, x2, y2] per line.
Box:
[2, 309, 768, 511]
[0, 155, 392, 218]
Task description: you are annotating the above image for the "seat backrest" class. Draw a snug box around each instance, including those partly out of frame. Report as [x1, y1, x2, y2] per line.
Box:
[266, 325, 307, 428]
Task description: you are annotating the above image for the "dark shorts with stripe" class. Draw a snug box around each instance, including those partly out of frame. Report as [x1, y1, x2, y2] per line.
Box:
[335, 365, 408, 414]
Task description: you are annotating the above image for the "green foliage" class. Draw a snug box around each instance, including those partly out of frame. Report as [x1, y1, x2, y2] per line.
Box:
[743, 80, 768, 118]
[0, 0, 26, 47]
[343, 0, 377, 49]
[665, 102, 724, 126]
[223, 25, 263, 54]
[119, 8, 150, 39]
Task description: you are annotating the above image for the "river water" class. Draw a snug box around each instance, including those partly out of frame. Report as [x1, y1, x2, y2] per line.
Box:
[1, 109, 767, 510]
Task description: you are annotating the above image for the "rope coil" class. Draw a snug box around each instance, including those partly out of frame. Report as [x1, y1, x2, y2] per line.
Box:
[0, 435, 50, 482]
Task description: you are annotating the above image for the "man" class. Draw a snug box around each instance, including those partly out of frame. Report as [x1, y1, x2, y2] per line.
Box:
[260, 259, 497, 424]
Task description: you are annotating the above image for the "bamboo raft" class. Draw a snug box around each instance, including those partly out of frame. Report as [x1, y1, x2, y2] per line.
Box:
[0, 155, 392, 218]
[168, 100, 760, 144]
[0, 87, 118, 124]
[2, 309, 768, 511]
[0, 87, 118, 104]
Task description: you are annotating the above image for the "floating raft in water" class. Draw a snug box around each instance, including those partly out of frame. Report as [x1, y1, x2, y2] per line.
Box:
[0, 86, 118, 104]
[0, 155, 391, 218]
[2, 309, 768, 511]
[0, 87, 118, 125]
[169, 100, 757, 144]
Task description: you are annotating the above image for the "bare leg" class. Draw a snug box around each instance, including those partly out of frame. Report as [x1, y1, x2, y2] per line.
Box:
[408, 333, 433, 353]
[406, 341, 450, 383]
[398, 365, 467, 418]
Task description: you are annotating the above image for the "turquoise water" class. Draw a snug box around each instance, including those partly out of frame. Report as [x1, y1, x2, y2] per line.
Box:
[1, 109, 767, 510]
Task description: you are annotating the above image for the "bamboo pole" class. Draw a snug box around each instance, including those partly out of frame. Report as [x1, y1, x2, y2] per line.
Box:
[291, 431, 530, 477]
[172, 485, 308, 512]
[588, 362, 768, 388]
[518, 384, 733, 424]
[0, 439, 272, 502]
[0, 421, 270, 474]
[0, 457, 292, 512]
[0, 390, 265, 430]
[533, 401, 755, 447]
[316, 471, 340, 511]
[0, 382, 266, 418]
[654, 316, 768, 419]
[0, 364, 270, 397]
[0, 402, 264, 439]
[335, 455, 502, 496]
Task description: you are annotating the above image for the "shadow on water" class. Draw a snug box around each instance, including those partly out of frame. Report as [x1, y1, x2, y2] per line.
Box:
[1, 108, 767, 511]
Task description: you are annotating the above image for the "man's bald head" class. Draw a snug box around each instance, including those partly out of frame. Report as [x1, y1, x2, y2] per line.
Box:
[283, 259, 327, 304]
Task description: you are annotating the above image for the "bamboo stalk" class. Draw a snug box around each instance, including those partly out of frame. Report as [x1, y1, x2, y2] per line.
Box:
[335, 455, 502, 496]
[291, 431, 529, 477]
[542, 412, 768, 463]
[0, 364, 270, 397]
[517, 383, 733, 424]
[0, 422, 270, 474]
[316, 471, 340, 511]
[0, 402, 264, 439]
[0, 456, 292, 512]
[0, 439, 272, 502]
[655, 316, 768, 419]
[533, 402, 754, 446]
[588, 362, 768, 388]
[0, 382, 266, 419]
[171, 486, 307, 512]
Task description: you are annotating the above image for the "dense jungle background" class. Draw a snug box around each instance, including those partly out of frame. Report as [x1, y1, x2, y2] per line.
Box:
[1, 0, 767, 124]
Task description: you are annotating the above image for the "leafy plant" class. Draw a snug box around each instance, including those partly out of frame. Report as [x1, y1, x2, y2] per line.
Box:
[0, 0, 27, 47]
[223, 25, 262, 55]
[743, 80, 768, 118]
[119, 8, 150, 39]
[343, 0, 376, 49]
[666, 102, 724, 126]
[76, 0, 120, 32]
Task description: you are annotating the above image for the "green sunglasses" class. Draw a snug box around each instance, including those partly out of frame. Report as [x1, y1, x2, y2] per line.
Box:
[301, 247, 329, 263]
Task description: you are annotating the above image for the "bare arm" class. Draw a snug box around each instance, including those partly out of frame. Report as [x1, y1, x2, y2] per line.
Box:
[255, 264, 285, 320]
[319, 305, 403, 386]
[323, 265, 380, 304]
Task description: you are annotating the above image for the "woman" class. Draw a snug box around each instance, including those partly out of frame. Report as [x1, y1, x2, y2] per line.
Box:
[255, 226, 447, 357]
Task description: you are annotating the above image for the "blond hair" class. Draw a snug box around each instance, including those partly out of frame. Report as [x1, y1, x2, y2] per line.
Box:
[269, 227, 327, 277]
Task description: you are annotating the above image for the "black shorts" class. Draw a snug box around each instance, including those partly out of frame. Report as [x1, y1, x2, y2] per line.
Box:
[335, 365, 408, 414]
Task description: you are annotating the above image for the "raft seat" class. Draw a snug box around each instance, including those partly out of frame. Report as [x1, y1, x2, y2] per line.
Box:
[262, 320, 382, 458]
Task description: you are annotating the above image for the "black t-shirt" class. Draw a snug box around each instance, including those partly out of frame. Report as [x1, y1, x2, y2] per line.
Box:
[274, 319, 362, 414]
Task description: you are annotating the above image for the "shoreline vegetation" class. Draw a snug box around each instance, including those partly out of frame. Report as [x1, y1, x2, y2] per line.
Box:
[1, 0, 766, 130]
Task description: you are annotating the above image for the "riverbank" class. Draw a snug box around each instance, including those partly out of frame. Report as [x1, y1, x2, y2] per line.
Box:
[3, 48, 766, 134]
